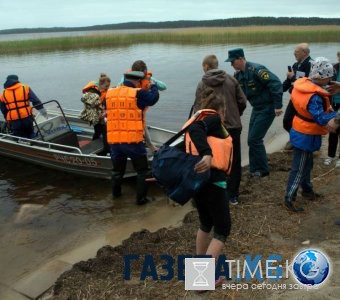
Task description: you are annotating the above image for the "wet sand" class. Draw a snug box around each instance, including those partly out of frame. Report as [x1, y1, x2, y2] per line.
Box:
[51, 148, 340, 299]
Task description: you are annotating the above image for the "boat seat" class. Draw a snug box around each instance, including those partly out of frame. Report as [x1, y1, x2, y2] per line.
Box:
[49, 131, 80, 149]
[80, 138, 104, 155]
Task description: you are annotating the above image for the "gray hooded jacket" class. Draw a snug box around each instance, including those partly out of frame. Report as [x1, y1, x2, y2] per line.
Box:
[194, 69, 247, 129]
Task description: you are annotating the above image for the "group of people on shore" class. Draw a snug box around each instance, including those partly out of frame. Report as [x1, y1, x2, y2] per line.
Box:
[1, 44, 340, 277]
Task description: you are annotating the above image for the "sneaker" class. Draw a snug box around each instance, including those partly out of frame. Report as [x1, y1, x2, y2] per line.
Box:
[284, 200, 304, 212]
[249, 171, 269, 178]
[229, 196, 239, 205]
[324, 157, 335, 166]
[336, 159, 340, 168]
[301, 191, 323, 200]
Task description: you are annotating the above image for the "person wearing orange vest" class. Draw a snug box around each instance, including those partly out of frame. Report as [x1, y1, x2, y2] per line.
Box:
[185, 88, 232, 281]
[284, 57, 337, 212]
[105, 70, 159, 205]
[0, 75, 47, 138]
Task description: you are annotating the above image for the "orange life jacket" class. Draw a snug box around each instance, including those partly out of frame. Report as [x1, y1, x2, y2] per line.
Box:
[100, 89, 107, 102]
[291, 77, 331, 135]
[106, 85, 144, 144]
[82, 81, 100, 94]
[182, 109, 233, 174]
[1, 83, 31, 121]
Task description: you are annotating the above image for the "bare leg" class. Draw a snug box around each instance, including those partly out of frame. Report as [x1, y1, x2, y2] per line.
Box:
[196, 229, 209, 255]
[206, 238, 224, 260]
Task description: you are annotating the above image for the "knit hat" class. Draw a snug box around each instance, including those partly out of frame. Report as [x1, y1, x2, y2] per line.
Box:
[309, 57, 334, 80]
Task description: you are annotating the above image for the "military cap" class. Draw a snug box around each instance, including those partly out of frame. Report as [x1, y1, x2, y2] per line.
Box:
[225, 48, 245, 62]
[124, 70, 145, 80]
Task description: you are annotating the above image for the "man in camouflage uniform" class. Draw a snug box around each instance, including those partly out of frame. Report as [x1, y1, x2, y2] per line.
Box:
[226, 48, 283, 177]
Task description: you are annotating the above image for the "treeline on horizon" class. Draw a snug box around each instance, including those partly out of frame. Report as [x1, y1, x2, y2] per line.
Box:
[1, 17, 340, 35]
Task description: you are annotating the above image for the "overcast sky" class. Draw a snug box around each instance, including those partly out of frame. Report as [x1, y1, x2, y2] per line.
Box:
[0, 0, 339, 30]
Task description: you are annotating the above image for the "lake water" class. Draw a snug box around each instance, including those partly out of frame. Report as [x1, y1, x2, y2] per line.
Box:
[0, 41, 339, 290]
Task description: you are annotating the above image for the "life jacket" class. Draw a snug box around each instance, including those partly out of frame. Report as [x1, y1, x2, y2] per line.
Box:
[105, 85, 144, 144]
[182, 109, 233, 174]
[82, 81, 100, 94]
[291, 77, 331, 135]
[1, 83, 31, 121]
[100, 89, 107, 103]
[126, 69, 152, 90]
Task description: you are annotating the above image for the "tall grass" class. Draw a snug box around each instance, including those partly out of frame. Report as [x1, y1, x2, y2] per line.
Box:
[0, 26, 339, 55]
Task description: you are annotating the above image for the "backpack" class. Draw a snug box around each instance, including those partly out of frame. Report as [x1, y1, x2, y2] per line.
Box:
[151, 119, 210, 205]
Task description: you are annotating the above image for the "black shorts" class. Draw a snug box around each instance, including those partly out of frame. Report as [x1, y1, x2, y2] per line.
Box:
[194, 182, 231, 242]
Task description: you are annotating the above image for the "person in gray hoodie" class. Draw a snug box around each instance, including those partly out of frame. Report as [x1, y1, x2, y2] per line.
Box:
[193, 55, 247, 205]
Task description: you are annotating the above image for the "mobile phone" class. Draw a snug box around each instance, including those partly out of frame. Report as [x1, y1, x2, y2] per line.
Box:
[288, 66, 292, 72]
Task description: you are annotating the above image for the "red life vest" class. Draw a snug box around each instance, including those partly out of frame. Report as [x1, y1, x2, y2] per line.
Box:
[291, 77, 331, 135]
[182, 109, 233, 174]
[1, 83, 31, 121]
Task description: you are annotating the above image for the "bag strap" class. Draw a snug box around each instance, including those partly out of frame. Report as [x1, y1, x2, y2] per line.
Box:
[164, 121, 193, 146]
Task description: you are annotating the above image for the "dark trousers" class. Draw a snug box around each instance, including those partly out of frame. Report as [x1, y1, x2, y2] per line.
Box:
[93, 123, 109, 155]
[227, 128, 242, 198]
[285, 148, 313, 202]
[328, 103, 340, 158]
[110, 143, 149, 201]
[194, 183, 231, 242]
[248, 107, 275, 174]
[10, 116, 34, 138]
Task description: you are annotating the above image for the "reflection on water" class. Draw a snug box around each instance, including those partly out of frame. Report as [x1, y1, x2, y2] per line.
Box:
[0, 42, 339, 285]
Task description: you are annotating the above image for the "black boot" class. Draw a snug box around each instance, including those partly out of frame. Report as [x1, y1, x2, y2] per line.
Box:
[284, 200, 304, 212]
[111, 158, 127, 198]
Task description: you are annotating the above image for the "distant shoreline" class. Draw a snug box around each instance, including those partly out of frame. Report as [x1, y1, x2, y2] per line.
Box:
[0, 26, 339, 55]
[1, 16, 339, 35]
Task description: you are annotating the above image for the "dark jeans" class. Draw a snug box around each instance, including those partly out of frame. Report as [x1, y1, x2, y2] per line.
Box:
[248, 107, 275, 174]
[93, 123, 109, 155]
[328, 103, 340, 158]
[227, 128, 242, 198]
[285, 148, 313, 202]
[10, 116, 34, 138]
[194, 183, 231, 243]
[110, 143, 149, 201]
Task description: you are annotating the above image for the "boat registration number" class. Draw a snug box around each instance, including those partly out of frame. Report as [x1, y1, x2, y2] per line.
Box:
[53, 154, 98, 166]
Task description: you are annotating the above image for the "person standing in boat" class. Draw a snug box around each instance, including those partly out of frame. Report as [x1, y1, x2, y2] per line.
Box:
[0, 75, 47, 138]
[105, 70, 159, 205]
[117, 60, 167, 152]
[80, 73, 111, 155]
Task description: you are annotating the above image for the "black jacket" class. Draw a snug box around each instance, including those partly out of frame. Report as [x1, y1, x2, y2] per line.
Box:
[282, 56, 312, 93]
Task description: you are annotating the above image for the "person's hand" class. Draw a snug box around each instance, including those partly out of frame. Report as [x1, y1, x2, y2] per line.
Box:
[287, 70, 295, 79]
[194, 155, 212, 173]
[327, 81, 340, 95]
[327, 118, 339, 133]
[275, 109, 283, 116]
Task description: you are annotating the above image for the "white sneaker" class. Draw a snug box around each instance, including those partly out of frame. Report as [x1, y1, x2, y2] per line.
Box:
[324, 157, 334, 166]
[336, 159, 340, 168]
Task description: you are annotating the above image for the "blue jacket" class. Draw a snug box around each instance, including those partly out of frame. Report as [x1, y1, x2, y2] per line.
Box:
[0, 80, 43, 119]
[234, 62, 283, 110]
[290, 94, 336, 152]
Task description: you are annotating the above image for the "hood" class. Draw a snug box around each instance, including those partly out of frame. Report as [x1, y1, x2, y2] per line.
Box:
[4, 80, 20, 89]
[202, 69, 227, 87]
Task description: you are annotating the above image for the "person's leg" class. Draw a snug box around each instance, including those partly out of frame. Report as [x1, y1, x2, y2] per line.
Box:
[284, 148, 308, 212]
[208, 185, 231, 259]
[300, 152, 313, 193]
[194, 185, 213, 255]
[227, 128, 241, 200]
[131, 155, 150, 204]
[248, 108, 275, 175]
[109, 145, 127, 198]
[92, 123, 101, 140]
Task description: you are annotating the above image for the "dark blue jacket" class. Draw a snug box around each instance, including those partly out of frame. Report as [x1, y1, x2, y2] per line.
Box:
[235, 62, 283, 110]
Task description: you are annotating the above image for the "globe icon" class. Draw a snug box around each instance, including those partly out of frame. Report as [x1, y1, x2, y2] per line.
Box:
[293, 249, 330, 285]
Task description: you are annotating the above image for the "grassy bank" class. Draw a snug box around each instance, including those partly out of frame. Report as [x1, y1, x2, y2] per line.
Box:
[1, 26, 340, 54]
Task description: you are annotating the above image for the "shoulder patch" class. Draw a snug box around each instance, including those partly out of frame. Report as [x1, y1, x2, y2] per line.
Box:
[259, 69, 270, 80]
